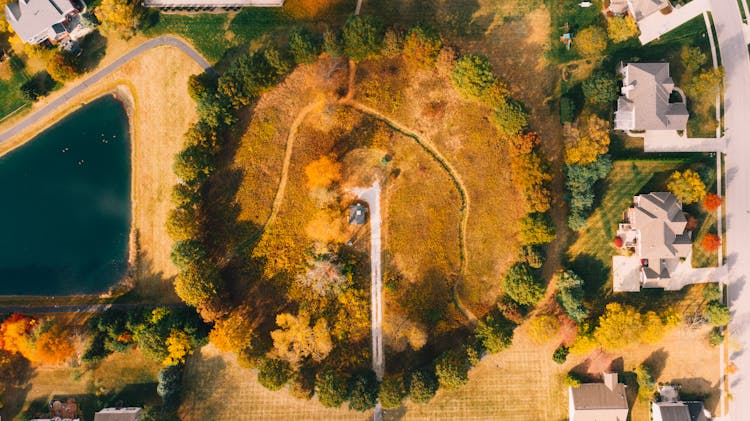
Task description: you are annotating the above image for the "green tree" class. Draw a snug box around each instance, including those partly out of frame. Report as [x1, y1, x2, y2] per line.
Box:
[560, 96, 576, 123]
[408, 368, 438, 403]
[606, 15, 639, 43]
[681, 46, 708, 73]
[708, 327, 724, 346]
[435, 349, 471, 391]
[170, 240, 207, 270]
[552, 345, 569, 364]
[575, 26, 608, 57]
[706, 301, 730, 326]
[634, 364, 655, 400]
[315, 369, 349, 407]
[519, 212, 556, 245]
[257, 357, 292, 391]
[170, 183, 200, 208]
[474, 315, 513, 353]
[174, 145, 215, 185]
[450, 54, 496, 102]
[667, 169, 707, 204]
[173, 261, 222, 308]
[289, 27, 320, 64]
[165, 206, 200, 242]
[703, 284, 722, 302]
[557, 270, 589, 322]
[342, 15, 384, 62]
[348, 370, 379, 411]
[582, 72, 619, 103]
[493, 100, 529, 137]
[503, 262, 545, 306]
[263, 47, 292, 77]
[157, 365, 182, 408]
[323, 30, 343, 57]
[379, 375, 406, 409]
[402, 25, 442, 68]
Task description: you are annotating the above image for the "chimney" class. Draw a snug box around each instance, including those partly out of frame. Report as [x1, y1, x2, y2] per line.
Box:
[603, 372, 618, 391]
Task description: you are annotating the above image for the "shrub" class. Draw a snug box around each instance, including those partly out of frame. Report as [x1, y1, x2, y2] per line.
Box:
[435, 349, 471, 390]
[560, 96, 576, 123]
[347, 370, 379, 411]
[408, 368, 438, 403]
[257, 358, 292, 391]
[450, 54, 496, 102]
[402, 25, 442, 68]
[575, 26, 607, 57]
[634, 364, 655, 400]
[379, 375, 406, 409]
[315, 369, 349, 407]
[706, 301, 730, 326]
[703, 283, 722, 302]
[582, 72, 619, 104]
[519, 212, 556, 245]
[708, 327, 724, 346]
[704, 193, 723, 211]
[701, 234, 722, 252]
[552, 345, 569, 364]
[667, 169, 707, 204]
[518, 245, 545, 269]
[557, 270, 589, 323]
[606, 15, 639, 43]
[342, 15, 384, 62]
[502, 262, 545, 306]
[474, 315, 514, 354]
[289, 27, 320, 64]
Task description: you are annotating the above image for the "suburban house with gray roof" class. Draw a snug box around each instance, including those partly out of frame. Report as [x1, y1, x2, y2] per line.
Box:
[94, 407, 142, 421]
[609, 0, 671, 21]
[4, 0, 79, 44]
[614, 62, 689, 132]
[652, 385, 709, 421]
[569, 372, 629, 421]
[613, 192, 692, 291]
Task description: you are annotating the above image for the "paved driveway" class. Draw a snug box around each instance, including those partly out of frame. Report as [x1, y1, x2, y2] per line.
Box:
[638, 0, 711, 43]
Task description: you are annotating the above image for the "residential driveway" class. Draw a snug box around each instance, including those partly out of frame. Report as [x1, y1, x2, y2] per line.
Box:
[638, 0, 711, 44]
[643, 131, 725, 152]
[0, 36, 212, 145]
[710, 0, 750, 419]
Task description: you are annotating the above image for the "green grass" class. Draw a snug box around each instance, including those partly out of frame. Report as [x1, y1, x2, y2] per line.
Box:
[0, 70, 31, 120]
[143, 9, 291, 64]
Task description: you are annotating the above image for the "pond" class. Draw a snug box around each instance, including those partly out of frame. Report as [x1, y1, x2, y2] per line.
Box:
[0, 96, 131, 295]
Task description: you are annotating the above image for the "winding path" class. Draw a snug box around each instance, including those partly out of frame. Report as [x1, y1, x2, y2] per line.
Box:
[0, 36, 212, 144]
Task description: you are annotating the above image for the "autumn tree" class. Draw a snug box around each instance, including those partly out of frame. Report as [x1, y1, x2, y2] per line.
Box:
[271, 312, 333, 366]
[173, 261, 222, 308]
[582, 72, 619, 104]
[348, 370, 379, 411]
[174, 144, 215, 185]
[435, 349, 471, 390]
[519, 212, 556, 245]
[681, 46, 708, 73]
[170, 183, 200, 208]
[33, 327, 74, 365]
[382, 28, 403, 58]
[634, 364, 655, 400]
[565, 115, 611, 165]
[527, 315, 560, 344]
[323, 30, 343, 57]
[402, 25, 442, 68]
[95, 0, 143, 38]
[667, 169, 707, 204]
[450, 54, 497, 103]
[166, 205, 201, 242]
[702, 233, 722, 252]
[170, 240, 207, 270]
[162, 329, 193, 366]
[408, 368, 438, 403]
[704, 193, 723, 211]
[706, 301, 730, 326]
[519, 245, 545, 269]
[493, 100, 528, 137]
[0, 314, 35, 356]
[503, 263, 545, 306]
[685, 67, 723, 100]
[305, 155, 342, 190]
[46, 51, 82, 82]
[575, 26, 608, 57]
[473, 315, 513, 353]
[342, 15, 384, 62]
[594, 303, 641, 350]
[305, 210, 346, 244]
[209, 307, 254, 353]
[315, 369, 349, 407]
[257, 357, 292, 391]
[379, 375, 406, 409]
[606, 15, 639, 43]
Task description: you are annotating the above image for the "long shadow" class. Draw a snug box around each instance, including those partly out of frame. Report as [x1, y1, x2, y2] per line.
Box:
[0, 353, 34, 420]
[568, 253, 609, 303]
[643, 348, 668, 379]
[79, 30, 108, 72]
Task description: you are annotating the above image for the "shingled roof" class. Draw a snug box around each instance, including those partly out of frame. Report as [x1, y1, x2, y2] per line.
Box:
[614, 63, 689, 131]
[4, 0, 76, 44]
[569, 373, 629, 421]
[609, 0, 671, 21]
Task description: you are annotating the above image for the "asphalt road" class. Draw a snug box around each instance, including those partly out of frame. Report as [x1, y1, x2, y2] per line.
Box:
[0, 36, 212, 144]
[711, 1, 750, 419]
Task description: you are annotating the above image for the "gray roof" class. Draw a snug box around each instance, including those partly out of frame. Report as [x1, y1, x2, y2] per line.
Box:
[569, 373, 629, 421]
[94, 408, 141, 421]
[609, 0, 671, 20]
[348, 203, 367, 225]
[652, 401, 708, 421]
[615, 63, 689, 131]
[4, 0, 76, 43]
[627, 192, 691, 279]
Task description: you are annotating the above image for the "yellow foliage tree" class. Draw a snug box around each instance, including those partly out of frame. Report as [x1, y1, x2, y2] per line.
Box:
[667, 169, 707, 204]
[333, 288, 371, 342]
[527, 315, 560, 345]
[209, 307, 254, 353]
[163, 329, 193, 367]
[95, 0, 141, 38]
[569, 331, 598, 355]
[594, 303, 643, 351]
[640, 311, 667, 344]
[565, 115, 611, 165]
[271, 312, 333, 366]
[575, 26, 608, 57]
[34, 328, 74, 365]
[606, 16, 639, 43]
[306, 210, 346, 244]
[305, 155, 342, 190]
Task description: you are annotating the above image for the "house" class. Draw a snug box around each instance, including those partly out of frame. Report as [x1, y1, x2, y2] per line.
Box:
[614, 192, 692, 291]
[652, 385, 709, 421]
[614, 62, 689, 132]
[348, 203, 367, 225]
[94, 407, 142, 421]
[143, 0, 283, 10]
[609, 0, 671, 21]
[30, 398, 80, 421]
[4, 0, 79, 44]
[569, 372, 629, 421]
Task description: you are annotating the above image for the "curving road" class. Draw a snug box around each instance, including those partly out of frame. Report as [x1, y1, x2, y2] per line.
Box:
[0, 36, 212, 144]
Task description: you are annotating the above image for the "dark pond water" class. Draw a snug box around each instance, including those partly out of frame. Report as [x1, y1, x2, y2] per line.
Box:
[0, 96, 131, 295]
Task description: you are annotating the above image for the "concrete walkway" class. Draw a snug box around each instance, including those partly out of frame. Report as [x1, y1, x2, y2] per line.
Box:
[638, 0, 711, 44]
[0, 36, 212, 144]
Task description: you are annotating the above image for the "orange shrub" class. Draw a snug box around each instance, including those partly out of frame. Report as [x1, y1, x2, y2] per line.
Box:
[704, 193, 723, 211]
[701, 234, 722, 252]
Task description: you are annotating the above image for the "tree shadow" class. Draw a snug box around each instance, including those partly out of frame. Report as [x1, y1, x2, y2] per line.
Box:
[568, 253, 609, 302]
[0, 354, 34, 421]
[79, 30, 107, 72]
[669, 377, 718, 413]
[114, 232, 179, 304]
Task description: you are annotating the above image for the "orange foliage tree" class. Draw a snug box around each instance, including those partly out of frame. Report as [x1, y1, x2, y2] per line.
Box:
[305, 155, 342, 190]
[34, 328, 74, 365]
[704, 193, 723, 211]
[0, 314, 35, 356]
[508, 132, 552, 213]
[0, 315, 72, 364]
[701, 234, 722, 252]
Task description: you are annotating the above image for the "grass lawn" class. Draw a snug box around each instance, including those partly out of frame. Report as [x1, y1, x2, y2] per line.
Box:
[567, 158, 717, 302]
[0, 67, 31, 121]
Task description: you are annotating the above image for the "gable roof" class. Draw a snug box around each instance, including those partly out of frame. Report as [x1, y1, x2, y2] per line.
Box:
[652, 401, 708, 421]
[609, 0, 671, 20]
[569, 373, 629, 421]
[615, 63, 689, 131]
[94, 407, 142, 421]
[4, 0, 76, 43]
